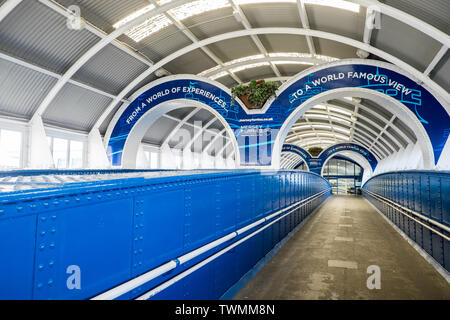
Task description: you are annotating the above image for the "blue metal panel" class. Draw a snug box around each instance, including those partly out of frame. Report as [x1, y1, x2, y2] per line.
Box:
[363, 170, 449, 272]
[444, 239, 450, 271]
[413, 175, 421, 214]
[213, 250, 238, 298]
[442, 176, 450, 226]
[186, 183, 218, 249]
[33, 198, 134, 300]
[151, 275, 185, 300]
[0, 214, 36, 300]
[217, 179, 238, 234]
[0, 169, 331, 300]
[420, 175, 431, 217]
[431, 233, 444, 266]
[184, 263, 214, 300]
[280, 175, 286, 209]
[429, 176, 442, 222]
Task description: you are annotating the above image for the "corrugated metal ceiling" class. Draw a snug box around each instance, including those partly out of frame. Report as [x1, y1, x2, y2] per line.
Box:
[0, 0, 446, 150]
[0, 58, 57, 118]
[72, 43, 149, 96]
[43, 82, 112, 132]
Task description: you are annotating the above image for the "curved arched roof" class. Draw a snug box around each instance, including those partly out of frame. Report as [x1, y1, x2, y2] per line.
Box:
[0, 0, 448, 157]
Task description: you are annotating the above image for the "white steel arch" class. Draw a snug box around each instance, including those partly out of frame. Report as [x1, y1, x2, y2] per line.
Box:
[30, 0, 192, 121]
[272, 86, 435, 171]
[121, 99, 239, 168]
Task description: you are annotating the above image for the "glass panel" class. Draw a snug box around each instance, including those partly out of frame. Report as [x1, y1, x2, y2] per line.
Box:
[337, 159, 346, 175]
[53, 138, 68, 169]
[355, 165, 362, 176]
[328, 178, 338, 194]
[346, 161, 355, 176]
[322, 161, 329, 175]
[328, 159, 338, 175]
[69, 140, 83, 168]
[0, 129, 22, 168]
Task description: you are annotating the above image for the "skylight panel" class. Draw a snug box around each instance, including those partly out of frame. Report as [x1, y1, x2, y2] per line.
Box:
[170, 0, 230, 20]
[126, 14, 172, 43]
[225, 55, 265, 66]
[236, 0, 359, 13]
[272, 61, 315, 65]
[334, 127, 351, 134]
[210, 71, 229, 80]
[113, 5, 156, 29]
[305, 114, 329, 119]
[312, 124, 332, 130]
[328, 106, 352, 116]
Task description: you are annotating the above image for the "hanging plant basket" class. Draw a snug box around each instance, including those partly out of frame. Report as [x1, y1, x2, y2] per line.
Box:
[238, 92, 255, 109]
[231, 80, 279, 109]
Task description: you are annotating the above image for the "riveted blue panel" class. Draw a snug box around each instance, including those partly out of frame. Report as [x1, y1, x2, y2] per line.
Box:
[213, 249, 238, 298]
[185, 183, 218, 250]
[133, 189, 185, 275]
[413, 175, 421, 213]
[0, 169, 331, 299]
[431, 233, 444, 266]
[363, 171, 450, 273]
[33, 198, 134, 300]
[0, 214, 36, 300]
[420, 175, 431, 217]
[184, 263, 214, 300]
[263, 174, 273, 215]
[442, 176, 450, 226]
[217, 179, 238, 235]
[429, 176, 442, 222]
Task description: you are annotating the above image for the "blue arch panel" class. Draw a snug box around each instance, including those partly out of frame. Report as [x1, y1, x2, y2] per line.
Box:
[107, 63, 449, 167]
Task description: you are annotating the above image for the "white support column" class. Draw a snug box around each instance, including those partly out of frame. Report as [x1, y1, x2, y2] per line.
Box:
[87, 128, 110, 168]
[0, 0, 22, 23]
[160, 144, 177, 169]
[136, 144, 149, 169]
[28, 116, 54, 169]
[436, 136, 450, 170]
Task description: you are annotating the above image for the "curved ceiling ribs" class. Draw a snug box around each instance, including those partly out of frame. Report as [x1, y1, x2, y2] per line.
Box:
[284, 96, 419, 160]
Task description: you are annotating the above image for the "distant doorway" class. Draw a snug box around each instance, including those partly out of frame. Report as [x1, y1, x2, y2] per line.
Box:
[322, 156, 363, 195]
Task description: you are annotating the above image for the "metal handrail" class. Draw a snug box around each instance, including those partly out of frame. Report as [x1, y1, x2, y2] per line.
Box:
[91, 188, 330, 300]
[364, 189, 450, 240]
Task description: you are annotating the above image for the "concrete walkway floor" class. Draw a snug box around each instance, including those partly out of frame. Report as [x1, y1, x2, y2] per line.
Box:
[234, 196, 450, 300]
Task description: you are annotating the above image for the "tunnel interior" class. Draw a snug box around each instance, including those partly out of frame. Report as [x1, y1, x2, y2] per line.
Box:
[0, 0, 448, 302]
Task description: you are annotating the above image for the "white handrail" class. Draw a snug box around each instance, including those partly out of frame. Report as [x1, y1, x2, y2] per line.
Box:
[136, 189, 330, 300]
[364, 189, 450, 237]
